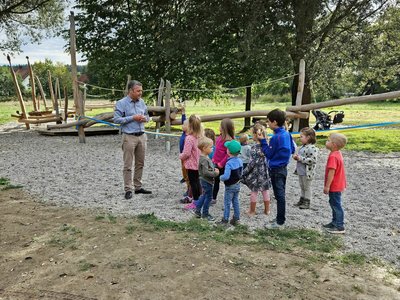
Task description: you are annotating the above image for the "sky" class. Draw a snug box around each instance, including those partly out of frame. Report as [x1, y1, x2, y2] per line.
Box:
[4, 36, 84, 66]
[2, 1, 84, 66]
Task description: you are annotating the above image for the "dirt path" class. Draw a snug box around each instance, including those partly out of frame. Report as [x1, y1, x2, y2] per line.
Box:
[0, 189, 399, 300]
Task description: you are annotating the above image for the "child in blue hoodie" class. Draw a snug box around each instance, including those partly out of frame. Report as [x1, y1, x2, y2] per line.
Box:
[219, 140, 243, 226]
[257, 109, 295, 228]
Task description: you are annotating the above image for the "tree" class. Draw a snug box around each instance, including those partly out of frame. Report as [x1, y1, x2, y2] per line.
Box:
[0, 0, 66, 53]
[32, 59, 72, 97]
[0, 66, 26, 99]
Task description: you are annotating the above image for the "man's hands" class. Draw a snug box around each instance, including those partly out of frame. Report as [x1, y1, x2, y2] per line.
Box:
[133, 114, 146, 122]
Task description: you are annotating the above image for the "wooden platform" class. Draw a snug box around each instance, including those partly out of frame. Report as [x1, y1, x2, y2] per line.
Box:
[37, 127, 120, 136]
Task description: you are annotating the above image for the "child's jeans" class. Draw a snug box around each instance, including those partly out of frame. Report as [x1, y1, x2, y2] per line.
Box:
[269, 166, 287, 225]
[329, 192, 344, 228]
[223, 183, 240, 221]
[196, 179, 213, 216]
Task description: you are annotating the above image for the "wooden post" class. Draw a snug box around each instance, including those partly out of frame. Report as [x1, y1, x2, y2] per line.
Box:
[36, 75, 48, 110]
[292, 59, 305, 132]
[70, 11, 85, 143]
[77, 90, 86, 143]
[156, 78, 164, 134]
[7, 55, 30, 129]
[124, 75, 131, 96]
[165, 80, 171, 134]
[64, 86, 68, 123]
[47, 70, 56, 110]
[26, 56, 38, 111]
[56, 78, 62, 109]
[69, 12, 79, 111]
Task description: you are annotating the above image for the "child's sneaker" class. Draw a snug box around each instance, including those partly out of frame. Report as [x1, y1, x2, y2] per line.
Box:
[265, 221, 284, 229]
[179, 196, 192, 204]
[202, 214, 215, 222]
[184, 201, 197, 210]
[193, 210, 201, 218]
[229, 218, 240, 226]
[326, 227, 345, 234]
[217, 218, 228, 226]
[322, 222, 335, 229]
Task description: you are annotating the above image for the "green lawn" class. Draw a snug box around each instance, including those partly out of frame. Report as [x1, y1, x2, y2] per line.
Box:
[1, 98, 399, 153]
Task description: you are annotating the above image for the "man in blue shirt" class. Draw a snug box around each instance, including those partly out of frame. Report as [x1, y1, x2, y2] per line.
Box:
[114, 80, 152, 199]
[257, 109, 295, 228]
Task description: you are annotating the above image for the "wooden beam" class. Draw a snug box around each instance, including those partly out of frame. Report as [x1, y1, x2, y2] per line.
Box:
[26, 56, 38, 111]
[36, 75, 48, 110]
[287, 90, 400, 112]
[7, 55, 30, 129]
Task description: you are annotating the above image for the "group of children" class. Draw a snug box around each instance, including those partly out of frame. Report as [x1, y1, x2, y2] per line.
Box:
[179, 107, 348, 234]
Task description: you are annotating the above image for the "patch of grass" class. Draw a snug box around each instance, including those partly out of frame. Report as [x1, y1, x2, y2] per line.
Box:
[95, 214, 105, 221]
[389, 269, 400, 278]
[47, 235, 77, 248]
[78, 260, 96, 272]
[61, 224, 82, 235]
[94, 213, 117, 223]
[315, 129, 400, 153]
[338, 252, 367, 265]
[137, 213, 343, 255]
[107, 213, 117, 223]
[125, 223, 136, 234]
[0, 177, 10, 185]
[0, 177, 23, 190]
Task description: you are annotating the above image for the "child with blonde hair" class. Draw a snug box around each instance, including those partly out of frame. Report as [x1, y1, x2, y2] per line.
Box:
[241, 124, 272, 216]
[179, 115, 203, 209]
[238, 133, 251, 170]
[212, 118, 235, 205]
[179, 105, 192, 203]
[323, 133, 347, 234]
[204, 128, 216, 159]
[292, 127, 318, 209]
[194, 137, 219, 221]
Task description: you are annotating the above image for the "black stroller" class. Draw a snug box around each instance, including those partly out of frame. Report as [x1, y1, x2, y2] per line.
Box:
[312, 109, 345, 131]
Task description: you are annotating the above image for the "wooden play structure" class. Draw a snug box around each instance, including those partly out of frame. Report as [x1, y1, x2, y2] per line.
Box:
[9, 13, 400, 141]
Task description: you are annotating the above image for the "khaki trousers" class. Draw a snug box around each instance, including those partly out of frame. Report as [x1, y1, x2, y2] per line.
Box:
[122, 134, 147, 192]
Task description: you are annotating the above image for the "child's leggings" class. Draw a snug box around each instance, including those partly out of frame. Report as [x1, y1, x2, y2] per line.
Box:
[187, 169, 201, 200]
[250, 190, 270, 203]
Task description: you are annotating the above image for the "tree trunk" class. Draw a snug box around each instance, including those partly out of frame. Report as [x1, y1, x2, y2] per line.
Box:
[241, 84, 252, 133]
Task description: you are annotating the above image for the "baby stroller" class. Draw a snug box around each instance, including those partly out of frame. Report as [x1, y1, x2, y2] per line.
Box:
[312, 109, 345, 131]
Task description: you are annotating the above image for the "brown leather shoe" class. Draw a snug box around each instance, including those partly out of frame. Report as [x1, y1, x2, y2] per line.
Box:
[134, 188, 152, 194]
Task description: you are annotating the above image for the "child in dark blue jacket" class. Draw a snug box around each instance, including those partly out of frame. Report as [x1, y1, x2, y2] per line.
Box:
[219, 140, 243, 226]
[257, 109, 295, 228]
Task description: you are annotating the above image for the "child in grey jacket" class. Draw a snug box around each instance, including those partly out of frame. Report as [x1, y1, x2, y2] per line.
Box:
[292, 127, 318, 209]
[194, 137, 220, 221]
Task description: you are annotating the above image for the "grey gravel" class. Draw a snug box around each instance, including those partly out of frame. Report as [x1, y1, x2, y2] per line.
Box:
[0, 123, 399, 268]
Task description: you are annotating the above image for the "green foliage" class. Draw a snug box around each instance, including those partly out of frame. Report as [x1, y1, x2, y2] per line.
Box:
[0, 66, 27, 99]
[0, 0, 66, 52]
[32, 59, 72, 96]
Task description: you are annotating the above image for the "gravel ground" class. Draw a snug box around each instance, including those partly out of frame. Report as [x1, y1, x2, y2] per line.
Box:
[1, 123, 399, 268]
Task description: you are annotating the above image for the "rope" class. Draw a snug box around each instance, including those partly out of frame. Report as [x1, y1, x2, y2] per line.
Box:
[173, 74, 298, 92]
[77, 73, 297, 95]
[77, 81, 159, 93]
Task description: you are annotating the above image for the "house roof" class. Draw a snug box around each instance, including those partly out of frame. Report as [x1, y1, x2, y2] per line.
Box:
[14, 66, 30, 80]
